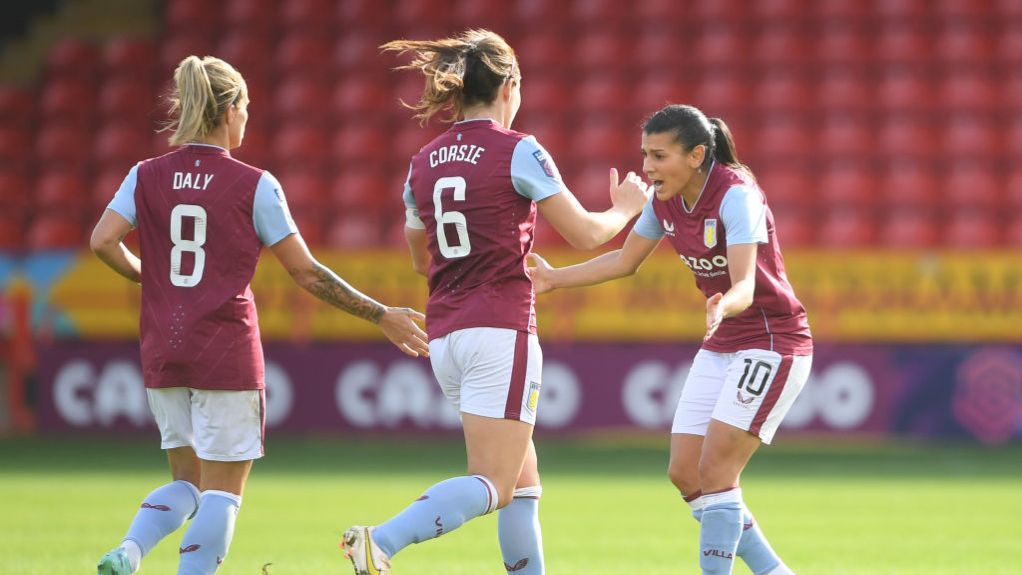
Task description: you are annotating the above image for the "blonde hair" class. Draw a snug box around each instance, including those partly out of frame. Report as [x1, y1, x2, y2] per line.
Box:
[381, 29, 519, 125]
[164, 55, 248, 146]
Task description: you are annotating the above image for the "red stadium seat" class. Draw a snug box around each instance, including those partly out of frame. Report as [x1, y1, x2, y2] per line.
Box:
[521, 73, 571, 115]
[514, 114, 568, 161]
[98, 76, 156, 123]
[332, 30, 387, 75]
[876, 68, 931, 114]
[335, 0, 391, 29]
[874, 0, 928, 21]
[102, 36, 158, 82]
[749, 116, 812, 163]
[751, 24, 808, 68]
[331, 123, 388, 166]
[813, 22, 870, 68]
[771, 203, 814, 248]
[813, 113, 870, 158]
[568, 0, 620, 24]
[997, 26, 1022, 68]
[331, 79, 391, 121]
[934, 22, 993, 66]
[275, 168, 329, 213]
[26, 214, 84, 250]
[756, 165, 812, 205]
[36, 171, 89, 215]
[231, 126, 269, 167]
[567, 163, 615, 210]
[512, 0, 567, 28]
[933, 0, 995, 21]
[40, 78, 95, 130]
[635, 0, 682, 21]
[690, 72, 747, 120]
[275, 33, 332, 80]
[876, 117, 936, 162]
[631, 75, 688, 118]
[942, 161, 1000, 206]
[634, 30, 682, 71]
[751, 71, 810, 114]
[815, 68, 870, 114]
[291, 212, 325, 246]
[944, 209, 1000, 249]
[391, 125, 432, 166]
[574, 29, 629, 73]
[217, 31, 274, 82]
[160, 33, 216, 78]
[515, 31, 565, 74]
[874, 23, 930, 65]
[91, 168, 128, 216]
[942, 115, 998, 158]
[95, 123, 151, 172]
[819, 161, 876, 207]
[817, 207, 875, 247]
[391, 0, 447, 29]
[273, 77, 330, 125]
[329, 170, 389, 211]
[575, 74, 627, 115]
[0, 169, 30, 216]
[939, 71, 997, 112]
[878, 207, 938, 248]
[0, 214, 24, 250]
[46, 38, 100, 82]
[1006, 166, 1022, 208]
[224, 0, 277, 36]
[569, 122, 626, 164]
[35, 124, 90, 172]
[876, 160, 938, 208]
[753, 0, 808, 21]
[0, 87, 35, 131]
[691, 25, 748, 70]
[165, 0, 220, 37]
[0, 126, 32, 171]
[326, 211, 382, 249]
[280, 0, 333, 35]
[273, 124, 329, 172]
[814, 0, 870, 22]
[1006, 216, 1022, 247]
[690, 0, 748, 24]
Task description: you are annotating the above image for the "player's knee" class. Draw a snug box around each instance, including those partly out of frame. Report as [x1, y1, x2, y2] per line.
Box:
[668, 462, 699, 494]
[697, 455, 737, 493]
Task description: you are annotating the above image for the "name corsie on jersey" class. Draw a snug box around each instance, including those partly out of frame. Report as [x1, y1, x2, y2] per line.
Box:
[429, 143, 485, 167]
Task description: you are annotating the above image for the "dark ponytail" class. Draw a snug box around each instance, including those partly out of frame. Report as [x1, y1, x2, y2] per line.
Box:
[644, 105, 746, 172]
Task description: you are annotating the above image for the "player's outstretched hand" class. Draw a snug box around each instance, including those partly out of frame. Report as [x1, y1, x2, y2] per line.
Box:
[704, 292, 724, 341]
[608, 168, 651, 218]
[528, 253, 556, 295]
[379, 307, 430, 357]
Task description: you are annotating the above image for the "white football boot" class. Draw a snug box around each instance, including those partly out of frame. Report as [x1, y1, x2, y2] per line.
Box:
[340, 526, 391, 575]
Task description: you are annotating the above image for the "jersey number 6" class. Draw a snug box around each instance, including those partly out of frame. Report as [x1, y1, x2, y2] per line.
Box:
[433, 176, 471, 259]
[169, 204, 207, 287]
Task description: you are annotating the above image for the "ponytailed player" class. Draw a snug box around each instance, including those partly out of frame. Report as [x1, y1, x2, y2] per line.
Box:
[90, 55, 428, 575]
[340, 29, 650, 575]
[531, 104, 812, 575]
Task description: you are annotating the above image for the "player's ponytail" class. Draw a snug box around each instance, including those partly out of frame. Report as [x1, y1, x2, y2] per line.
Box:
[381, 29, 519, 125]
[708, 117, 742, 168]
[164, 55, 247, 146]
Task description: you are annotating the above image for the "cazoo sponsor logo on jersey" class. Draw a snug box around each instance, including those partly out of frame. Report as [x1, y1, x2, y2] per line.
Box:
[679, 253, 729, 278]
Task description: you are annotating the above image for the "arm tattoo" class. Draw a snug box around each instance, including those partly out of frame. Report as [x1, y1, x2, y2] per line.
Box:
[301, 263, 385, 323]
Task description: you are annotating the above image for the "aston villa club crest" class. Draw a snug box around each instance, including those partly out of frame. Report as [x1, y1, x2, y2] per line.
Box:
[703, 219, 718, 248]
[526, 380, 541, 413]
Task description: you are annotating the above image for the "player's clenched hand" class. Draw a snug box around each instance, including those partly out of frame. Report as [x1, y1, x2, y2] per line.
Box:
[379, 307, 430, 357]
[528, 253, 556, 294]
[608, 168, 651, 218]
[704, 292, 724, 341]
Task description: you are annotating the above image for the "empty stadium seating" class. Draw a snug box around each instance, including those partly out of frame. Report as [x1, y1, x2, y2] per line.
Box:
[12, 1, 1020, 249]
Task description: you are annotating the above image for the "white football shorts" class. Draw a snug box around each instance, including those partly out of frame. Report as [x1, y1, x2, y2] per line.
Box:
[672, 348, 812, 444]
[429, 327, 543, 425]
[147, 387, 265, 461]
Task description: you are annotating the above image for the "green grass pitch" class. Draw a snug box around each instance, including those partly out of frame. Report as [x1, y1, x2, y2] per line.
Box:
[1, 435, 1020, 574]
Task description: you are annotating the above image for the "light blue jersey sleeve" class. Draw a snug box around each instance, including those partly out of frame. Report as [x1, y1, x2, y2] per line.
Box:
[632, 196, 665, 240]
[719, 185, 768, 245]
[510, 136, 567, 201]
[106, 163, 140, 226]
[402, 164, 425, 229]
[253, 171, 299, 247]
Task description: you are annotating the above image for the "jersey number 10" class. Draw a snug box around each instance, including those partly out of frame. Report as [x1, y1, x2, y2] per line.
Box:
[433, 176, 471, 259]
[169, 204, 207, 287]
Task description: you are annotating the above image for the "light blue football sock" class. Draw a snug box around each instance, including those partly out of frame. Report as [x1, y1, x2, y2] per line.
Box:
[120, 480, 200, 571]
[498, 486, 544, 574]
[372, 474, 498, 558]
[699, 489, 744, 575]
[688, 492, 787, 575]
[177, 490, 241, 575]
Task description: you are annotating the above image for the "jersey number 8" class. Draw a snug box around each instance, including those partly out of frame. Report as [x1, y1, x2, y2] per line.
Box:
[169, 204, 207, 287]
[433, 176, 471, 259]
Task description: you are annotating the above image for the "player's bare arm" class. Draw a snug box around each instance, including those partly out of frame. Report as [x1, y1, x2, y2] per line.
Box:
[271, 233, 429, 357]
[529, 230, 660, 294]
[537, 168, 651, 250]
[90, 208, 142, 283]
[405, 226, 430, 276]
[704, 242, 758, 340]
